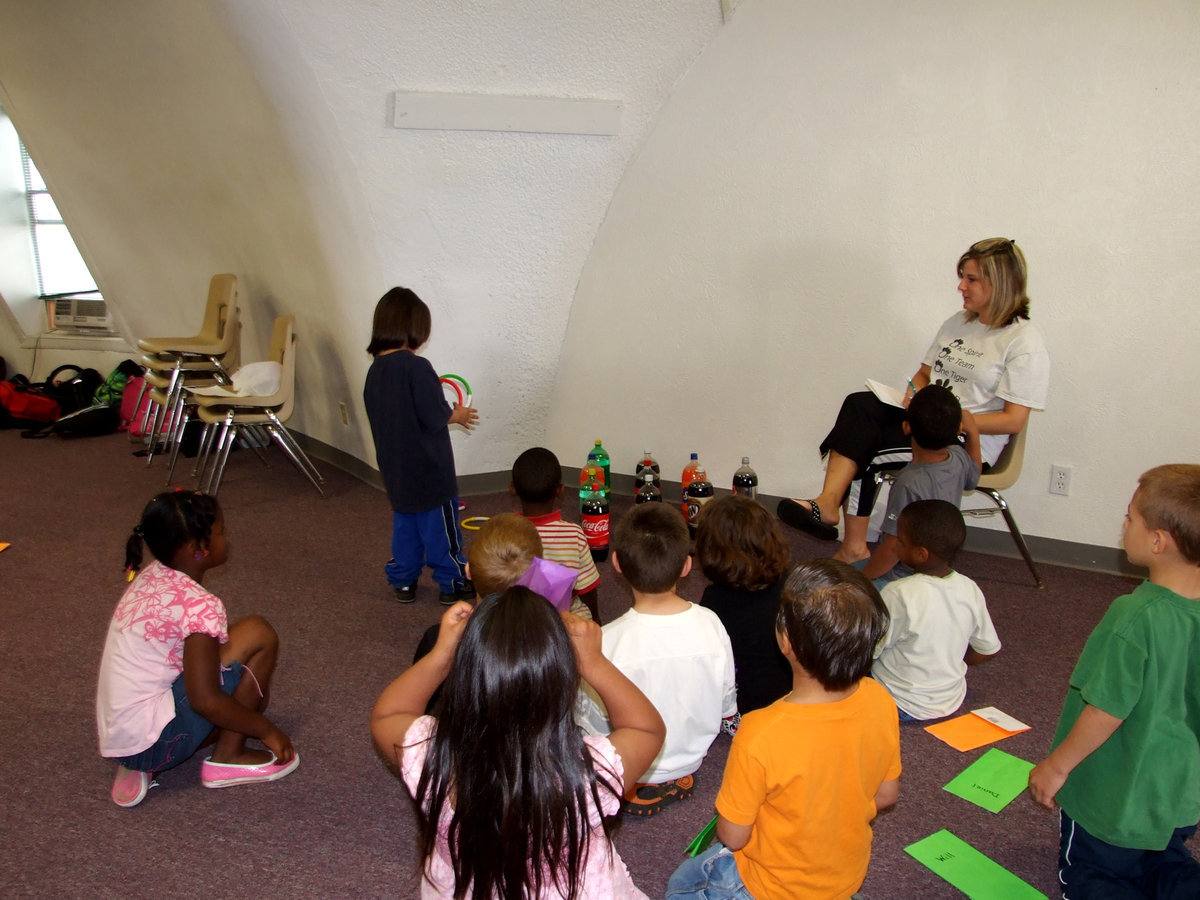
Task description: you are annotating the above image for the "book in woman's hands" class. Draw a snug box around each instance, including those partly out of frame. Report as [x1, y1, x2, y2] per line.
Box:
[865, 378, 906, 408]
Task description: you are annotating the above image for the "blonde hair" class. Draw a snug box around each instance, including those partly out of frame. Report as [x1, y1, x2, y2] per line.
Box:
[467, 513, 543, 597]
[1135, 465, 1200, 565]
[957, 238, 1030, 328]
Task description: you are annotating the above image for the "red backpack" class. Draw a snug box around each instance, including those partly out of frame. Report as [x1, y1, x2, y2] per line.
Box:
[0, 376, 61, 427]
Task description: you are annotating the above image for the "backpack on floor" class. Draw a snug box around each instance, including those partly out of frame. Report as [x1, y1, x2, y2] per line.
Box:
[0, 376, 61, 428]
[39, 365, 104, 416]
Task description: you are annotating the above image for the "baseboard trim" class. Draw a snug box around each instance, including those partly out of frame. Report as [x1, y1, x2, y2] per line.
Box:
[289, 445, 1142, 580]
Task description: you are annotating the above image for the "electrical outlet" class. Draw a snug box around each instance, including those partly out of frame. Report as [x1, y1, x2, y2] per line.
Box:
[338, 402, 349, 426]
[1049, 464, 1072, 496]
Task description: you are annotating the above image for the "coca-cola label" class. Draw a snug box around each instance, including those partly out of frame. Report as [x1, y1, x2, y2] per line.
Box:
[582, 514, 610, 548]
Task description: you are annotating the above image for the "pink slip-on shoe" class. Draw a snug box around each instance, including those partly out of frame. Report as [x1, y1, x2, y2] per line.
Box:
[111, 765, 156, 808]
[201, 751, 300, 789]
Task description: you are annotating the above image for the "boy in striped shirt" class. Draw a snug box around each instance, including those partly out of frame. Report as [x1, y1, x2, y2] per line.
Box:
[511, 447, 602, 622]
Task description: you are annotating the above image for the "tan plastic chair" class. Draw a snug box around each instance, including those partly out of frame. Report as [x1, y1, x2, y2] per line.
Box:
[186, 315, 324, 497]
[963, 426, 1043, 588]
[134, 274, 241, 459]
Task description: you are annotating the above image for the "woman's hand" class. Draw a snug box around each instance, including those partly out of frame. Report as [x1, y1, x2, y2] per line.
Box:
[448, 404, 479, 430]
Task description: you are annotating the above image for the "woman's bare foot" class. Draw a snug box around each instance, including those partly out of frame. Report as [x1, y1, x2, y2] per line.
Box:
[832, 544, 871, 565]
[777, 498, 839, 541]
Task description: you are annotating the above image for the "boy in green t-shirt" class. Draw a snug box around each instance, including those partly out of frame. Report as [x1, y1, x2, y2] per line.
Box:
[1029, 464, 1200, 898]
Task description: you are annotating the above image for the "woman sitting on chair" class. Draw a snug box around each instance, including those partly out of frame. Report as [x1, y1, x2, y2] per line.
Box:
[779, 238, 1050, 564]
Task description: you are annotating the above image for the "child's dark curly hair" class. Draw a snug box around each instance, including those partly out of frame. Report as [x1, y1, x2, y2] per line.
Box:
[124, 490, 220, 573]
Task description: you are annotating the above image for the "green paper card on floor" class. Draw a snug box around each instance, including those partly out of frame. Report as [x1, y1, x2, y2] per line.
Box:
[906, 830, 1046, 900]
[944, 747, 1035, 813]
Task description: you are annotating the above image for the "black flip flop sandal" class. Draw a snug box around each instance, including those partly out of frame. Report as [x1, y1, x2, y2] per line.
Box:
[777, 498, 839, 541]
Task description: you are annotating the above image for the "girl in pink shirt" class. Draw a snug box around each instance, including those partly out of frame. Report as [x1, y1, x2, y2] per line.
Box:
[371, 586, 666, 899]
[96, 490, 298, 807]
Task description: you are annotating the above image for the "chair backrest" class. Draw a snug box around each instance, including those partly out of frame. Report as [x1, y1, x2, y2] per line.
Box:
[196, 274, 239, 351]
[975, 425, 1027, 492]
[246, 315, 295, 409]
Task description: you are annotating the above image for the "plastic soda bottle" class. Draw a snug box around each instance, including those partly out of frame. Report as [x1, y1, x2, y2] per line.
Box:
[579, 462, 606, 508]
[733, 457, 758, 499]
[635, 450, 662, 489]
[635, 471, 663, 504]
[591, 440, 611, 497]
[680, 453, 701, 517]
[685, 465, 714, 537]
[581, 482, 610, 563]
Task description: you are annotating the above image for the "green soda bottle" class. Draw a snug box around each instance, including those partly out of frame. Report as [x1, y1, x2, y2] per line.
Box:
[591, 440, 611, 498]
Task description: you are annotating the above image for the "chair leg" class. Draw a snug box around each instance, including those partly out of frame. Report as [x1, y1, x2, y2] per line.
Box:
[264, 414, 325, 496]
[193, 422, 217, 483]
[165, 402, 192, 485]
[974, 487, 1044, 589]
[206, 415, 237, 496]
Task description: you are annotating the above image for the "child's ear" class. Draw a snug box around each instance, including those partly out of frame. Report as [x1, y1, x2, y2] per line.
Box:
[776, 629, 795, 660]
[610, 551, 622, 576]
[508, 482, 518, 496]
[554, 483, 565, 500]
[464, 562, 473, 581]
[913, 546, 931, 566]
[901, 421, 912, 436]
[680, 555, 693, 579]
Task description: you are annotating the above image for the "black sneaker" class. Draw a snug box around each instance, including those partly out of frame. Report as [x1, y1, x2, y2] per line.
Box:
[439, 579, 475, 605]
[392, 585, 417, 604]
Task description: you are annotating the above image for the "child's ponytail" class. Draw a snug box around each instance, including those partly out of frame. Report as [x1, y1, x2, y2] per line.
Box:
[124, 525, 146, 580]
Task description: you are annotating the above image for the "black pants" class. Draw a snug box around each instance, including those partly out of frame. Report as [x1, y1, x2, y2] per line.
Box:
[1059, 810, 1200, 899]
[819, 391, 910, 517]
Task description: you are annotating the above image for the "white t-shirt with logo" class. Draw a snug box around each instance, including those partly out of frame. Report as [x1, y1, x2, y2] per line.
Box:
[922, 313, 1049, 465]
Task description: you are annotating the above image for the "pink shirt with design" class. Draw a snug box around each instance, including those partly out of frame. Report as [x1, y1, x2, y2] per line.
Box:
[96, 560, 229, 758]
[400, 715, 647, 899]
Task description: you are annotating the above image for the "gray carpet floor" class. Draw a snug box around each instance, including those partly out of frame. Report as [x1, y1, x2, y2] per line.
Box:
[0, 428, 1151, 898]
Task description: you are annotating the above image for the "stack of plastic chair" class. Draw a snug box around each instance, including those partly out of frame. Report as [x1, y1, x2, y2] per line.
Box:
[135, 274, 240, 465]
[186, 315, 325, 498]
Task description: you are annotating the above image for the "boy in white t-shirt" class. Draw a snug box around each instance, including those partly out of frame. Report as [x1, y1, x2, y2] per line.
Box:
[872, 499, 1000, 721]
[578, 503, 736, 816]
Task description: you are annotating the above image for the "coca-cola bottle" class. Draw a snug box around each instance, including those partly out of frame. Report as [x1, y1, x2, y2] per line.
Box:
[680, 453, 701, 517]
[685, 465, 714, 537]
[635, 471, 663, 504]
[733, 457, 758, 499]
[581, 482, 610, 563]
[635, 450, 662, 490]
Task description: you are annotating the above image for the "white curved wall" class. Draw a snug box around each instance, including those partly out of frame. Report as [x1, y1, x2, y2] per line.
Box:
[1, 0, 1196, 553]
[548, 0, 1200, 550]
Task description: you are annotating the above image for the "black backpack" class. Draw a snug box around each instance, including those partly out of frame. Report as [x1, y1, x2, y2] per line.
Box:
[39, 365, 105, 416]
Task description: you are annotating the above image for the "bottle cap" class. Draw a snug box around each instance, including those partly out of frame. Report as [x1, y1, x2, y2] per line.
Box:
[742, 457, 750, 464]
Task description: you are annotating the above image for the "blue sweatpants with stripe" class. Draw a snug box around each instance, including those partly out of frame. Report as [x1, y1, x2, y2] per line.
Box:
[385, 499, 469, 593]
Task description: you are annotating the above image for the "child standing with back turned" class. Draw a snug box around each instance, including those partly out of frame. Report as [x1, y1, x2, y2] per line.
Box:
[364, 287, 479, 606]
[1029, 465, 1200, 898]
[96, 491, 298, 808]
[371, 587, 666, 898]
[669, 559, 900, 900]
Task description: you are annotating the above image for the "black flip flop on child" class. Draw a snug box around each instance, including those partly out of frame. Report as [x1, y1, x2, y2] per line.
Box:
[777, 498, 839, 542]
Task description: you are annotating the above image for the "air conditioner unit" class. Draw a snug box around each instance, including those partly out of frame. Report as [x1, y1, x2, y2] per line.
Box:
[47, 295, 113, 333]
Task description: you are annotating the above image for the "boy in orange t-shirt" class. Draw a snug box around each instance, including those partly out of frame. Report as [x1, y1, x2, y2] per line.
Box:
[667, 559, 901, 900]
